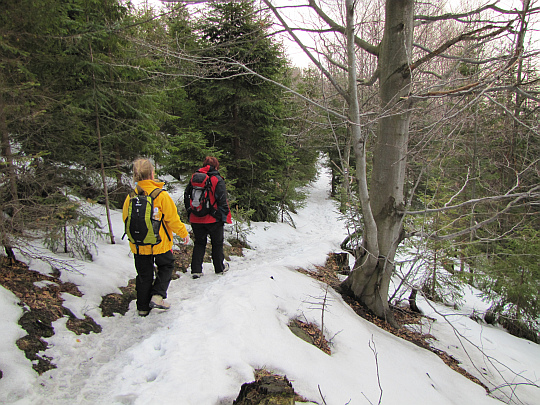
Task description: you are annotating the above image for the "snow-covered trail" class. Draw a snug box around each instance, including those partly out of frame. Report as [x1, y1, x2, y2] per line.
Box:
[238, 171, 346, 270]
[2, 161, 533, 405]
[7, 165, 348, 405]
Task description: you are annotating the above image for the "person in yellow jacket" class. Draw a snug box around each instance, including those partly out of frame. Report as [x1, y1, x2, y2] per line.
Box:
[122, 158, 189, 317]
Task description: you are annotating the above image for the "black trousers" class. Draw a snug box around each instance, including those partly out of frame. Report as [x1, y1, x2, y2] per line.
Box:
[191, 222, 225, 274]
[134, 250, 175, 311]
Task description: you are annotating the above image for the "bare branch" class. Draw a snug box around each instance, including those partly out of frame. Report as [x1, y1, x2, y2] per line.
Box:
[484, 93, 540, 134]
[307, 0, 379, 56]
[412, 42, 510, 64]
[414, 2, 531, 23]
[126, 33, 353, 120]
[418, 292, 540, 403]
[405, 189, 540, 242]
[409, 24, 512, 72]
[445, 167, 471, 207]
[401, 187, 540, 216]
[262, 0, 350, 102]
[317, 384, 329, 405]
[369, 336, 383, 405]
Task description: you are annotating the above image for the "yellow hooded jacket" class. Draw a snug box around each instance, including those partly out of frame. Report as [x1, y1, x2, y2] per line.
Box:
[122, 179, 189, 255]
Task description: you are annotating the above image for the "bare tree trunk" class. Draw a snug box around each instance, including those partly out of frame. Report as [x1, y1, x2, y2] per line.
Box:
[340, 0, 379, 292]
[409, 288, 421, 313]
[432, 249, 437, 299]
[340, 135, 352, 213]
[89, 40, 115, 245]
[265, 0, 536, 329]
[0, 92, 17, 205]
[0, 85, 18, 260]
[232, 97, 241, 158]
[115, 147, 123, 190]
[510, 0, 531, 168]
[341, 0, 414, 328]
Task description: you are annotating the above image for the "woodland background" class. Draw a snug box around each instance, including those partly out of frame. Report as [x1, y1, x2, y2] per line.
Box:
[1, 0, 539, 341]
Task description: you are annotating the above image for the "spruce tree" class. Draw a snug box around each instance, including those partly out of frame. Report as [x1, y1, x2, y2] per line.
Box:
[189, 0, 300, 221]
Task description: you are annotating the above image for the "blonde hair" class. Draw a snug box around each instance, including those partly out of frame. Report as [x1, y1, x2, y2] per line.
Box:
[133, 158, 154, 182]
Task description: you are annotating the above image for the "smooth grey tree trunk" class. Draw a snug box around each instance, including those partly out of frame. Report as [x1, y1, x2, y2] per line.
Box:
[341, 0, 414, 327]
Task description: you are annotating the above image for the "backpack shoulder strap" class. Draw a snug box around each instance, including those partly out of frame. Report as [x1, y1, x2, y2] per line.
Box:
[149, 188, 163, 199]
[206, 175, 218, 211]
[148, 188, 171, 241]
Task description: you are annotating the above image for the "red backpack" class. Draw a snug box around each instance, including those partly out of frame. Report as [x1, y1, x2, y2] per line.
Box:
[188, 171, 214, 217]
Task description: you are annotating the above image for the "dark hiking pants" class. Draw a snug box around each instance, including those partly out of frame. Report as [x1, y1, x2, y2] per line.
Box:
[191, 222, 225, 274]
[134, 250, 175, 311]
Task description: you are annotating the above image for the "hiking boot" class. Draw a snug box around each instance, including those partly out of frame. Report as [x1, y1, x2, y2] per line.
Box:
[192, 272, 203, 279]
[149, 295, 171, 310]
[217, 262, 229, 274]
[138, 310, 150, 317]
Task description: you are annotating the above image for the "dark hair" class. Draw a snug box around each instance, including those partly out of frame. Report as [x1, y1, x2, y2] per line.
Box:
[203, 156, 219, 170]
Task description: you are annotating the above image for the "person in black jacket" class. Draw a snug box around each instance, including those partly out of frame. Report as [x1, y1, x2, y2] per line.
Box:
[184, 156, 232, 278]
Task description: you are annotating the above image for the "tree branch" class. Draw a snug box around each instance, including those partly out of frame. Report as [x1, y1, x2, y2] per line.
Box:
[307, 0, 379, 57]
[409, 24, 512, 72]
[404, 189, 540, 242]
[418, 291, 540, 402]
[263, 0, 350, 102]
[414, 2, 530, 23]
[400, 187, 540, 216]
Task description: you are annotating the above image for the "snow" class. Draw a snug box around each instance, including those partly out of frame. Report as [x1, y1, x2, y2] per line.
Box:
[1, 162, 539, 405]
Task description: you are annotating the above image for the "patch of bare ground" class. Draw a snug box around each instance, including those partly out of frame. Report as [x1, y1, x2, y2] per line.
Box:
[0, 256, 100, 375]
[288, 318, 331, 355]
[296, 253, 489, 393]
[233, 368, 310, 404]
